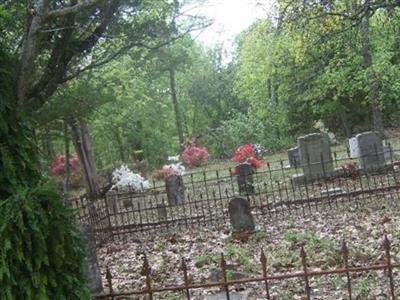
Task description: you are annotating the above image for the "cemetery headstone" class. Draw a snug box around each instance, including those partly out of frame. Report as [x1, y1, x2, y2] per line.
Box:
[298, 133, 334, 180]
[348, 137, 359, 158]
[236, 163, 255, 194]
[156, 203, 167, 221]
[165, 174, 185, 205]
[228, 197, 255, 232]
[288, 146, 301, 168]
[80, 223, 103, 293]
[384, 144, 394, 162]
[355, 131, 385, 171]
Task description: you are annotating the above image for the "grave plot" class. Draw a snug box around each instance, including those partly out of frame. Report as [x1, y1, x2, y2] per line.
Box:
[95, 198, 400, 299]
[71, 136, 400, 299]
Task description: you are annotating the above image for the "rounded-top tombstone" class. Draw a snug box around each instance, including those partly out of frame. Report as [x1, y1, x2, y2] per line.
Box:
[228, 197, 255, 233]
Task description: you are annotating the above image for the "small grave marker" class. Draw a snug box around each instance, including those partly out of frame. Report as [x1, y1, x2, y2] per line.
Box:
[156, 203, 167, 221]
[228, 197, 255, 233]
[165, 174, 185, 205]
[288, 146, 301, 168]
[236, 163, 255, 194]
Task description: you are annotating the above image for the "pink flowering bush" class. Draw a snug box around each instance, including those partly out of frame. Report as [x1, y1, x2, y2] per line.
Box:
[181, 139, 209, 168]
[50, 154, 80, 177]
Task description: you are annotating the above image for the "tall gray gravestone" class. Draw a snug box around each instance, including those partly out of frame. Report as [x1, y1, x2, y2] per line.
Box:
[298, 133, 334, 180]
[355, 131, 385, 171]
[165, 175, 185, 206]
[80, 223, 103, 293]
[228, 197, 255, 232]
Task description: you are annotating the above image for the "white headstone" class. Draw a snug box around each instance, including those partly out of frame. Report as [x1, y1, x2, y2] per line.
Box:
[348, 137, 359, 158]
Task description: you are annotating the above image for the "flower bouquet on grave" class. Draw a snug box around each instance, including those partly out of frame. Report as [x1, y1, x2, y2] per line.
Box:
[111, 165, 150, 192]
[230, 144, 264, 194]
[153, 163, 185, 180]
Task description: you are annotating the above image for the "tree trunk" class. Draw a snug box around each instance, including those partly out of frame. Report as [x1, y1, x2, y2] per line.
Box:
[63, 120, 72, 207]
[114, 128, 125, 162]
[337, 101, 352, 137]
[360, 4, 385, 138]
[169, 67, 185, 147]
[69, 118, 99, 199]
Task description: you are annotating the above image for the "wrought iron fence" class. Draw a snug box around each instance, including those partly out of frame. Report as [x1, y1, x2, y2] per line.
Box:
[94, 235, 398, 299]
[70, 144, 400, 245]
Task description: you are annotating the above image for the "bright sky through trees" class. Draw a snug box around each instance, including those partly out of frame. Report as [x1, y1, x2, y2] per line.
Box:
[190, 0, 273, 49]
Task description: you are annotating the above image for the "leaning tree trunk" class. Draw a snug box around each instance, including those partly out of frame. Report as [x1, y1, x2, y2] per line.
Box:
[360, 3, 385, 138]
[69, 118, 99, 199]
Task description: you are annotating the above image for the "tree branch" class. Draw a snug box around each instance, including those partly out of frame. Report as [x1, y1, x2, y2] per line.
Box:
[46, 0, 103, 19]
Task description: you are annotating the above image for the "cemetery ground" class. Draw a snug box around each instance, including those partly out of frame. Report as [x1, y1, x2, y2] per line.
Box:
[91, 131, 400, 300]
[98, 196, 400, 299]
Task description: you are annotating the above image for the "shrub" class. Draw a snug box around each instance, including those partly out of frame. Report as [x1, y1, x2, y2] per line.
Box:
[181, 140, 209, 168]
[50, 154, 80, 177]
[0, 182, 90, 299]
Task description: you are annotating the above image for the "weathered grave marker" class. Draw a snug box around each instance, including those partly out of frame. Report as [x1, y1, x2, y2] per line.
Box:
[355, 131, 385, 171]
[348, 136, 359, 158]
[156, 203, 167, 221]
[298, 133, 334, 180]
[165, 174, 185, 205]
[236, 163, 255, 194]
[80, 223, 103, 293]
[288, 146, 301, 168]
[228, 197, 255, 232]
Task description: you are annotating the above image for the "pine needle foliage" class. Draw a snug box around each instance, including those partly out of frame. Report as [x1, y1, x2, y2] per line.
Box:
[0, 182, 90, 299]
[0, 47, 90, 299]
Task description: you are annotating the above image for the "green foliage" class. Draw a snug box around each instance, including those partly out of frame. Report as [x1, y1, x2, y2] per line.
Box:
[205, 113, 292, 157]
[0, 49, 39, 199]
[0, 182, 89, 300]
[225, 243, 255, 272]
[194, 253, 219, 268]
[0, 48, 89, 299]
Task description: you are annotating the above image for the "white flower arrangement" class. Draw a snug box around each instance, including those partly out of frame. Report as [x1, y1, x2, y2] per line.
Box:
[111, 165, 149, 191]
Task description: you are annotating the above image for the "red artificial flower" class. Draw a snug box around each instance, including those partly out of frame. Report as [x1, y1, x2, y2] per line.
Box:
[232, 144, 263, 170]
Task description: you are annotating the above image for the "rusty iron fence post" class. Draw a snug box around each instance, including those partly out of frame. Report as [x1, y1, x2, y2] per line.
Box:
[260, 249, 271, 300]
[181, 258, 191, 300]
[384, 235, 396, 300]
[220, 253, 230, 300]
[143, 254, 154, 300]
[341, 240, 352, 300]
[105, 266, 114, 300]
[300, 246, 311, 300]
